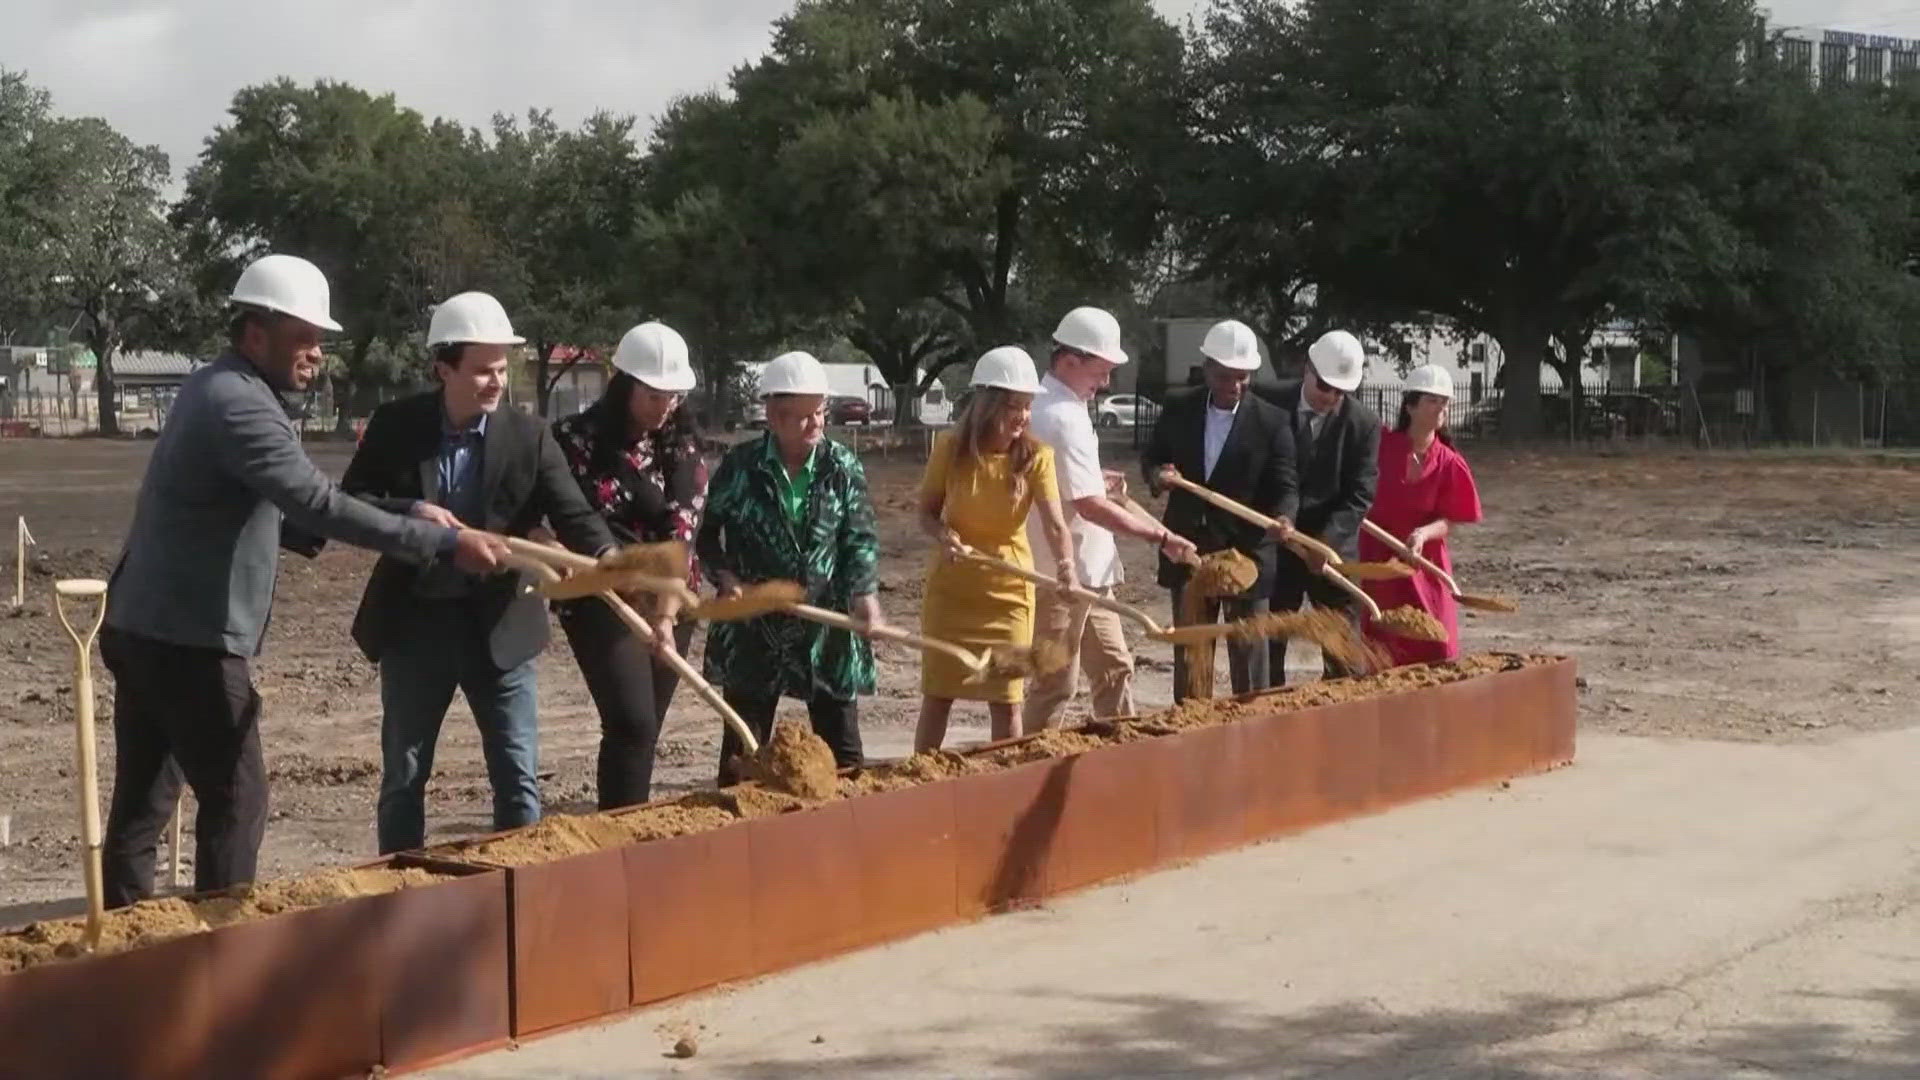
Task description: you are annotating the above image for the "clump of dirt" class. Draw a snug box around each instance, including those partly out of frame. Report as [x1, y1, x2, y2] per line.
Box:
[1333, 559, 1413, 582]
[462, 814, 649, 866]
[976, 727, 1106, 768]
[841, 749, 979, 796]
[599, 540, 689, 577]
[693, 581, 806, 622]
[682, 785, 808, 820]
[621, 801, 742, 841]
[195, 866, 443, 927]
[0, 898, 208, 973]
[1375, 605, 1449, 643]
[751, 719, 840, 799]
[1178, 581, 1218, 699]
[1192, 549, 1258, 597]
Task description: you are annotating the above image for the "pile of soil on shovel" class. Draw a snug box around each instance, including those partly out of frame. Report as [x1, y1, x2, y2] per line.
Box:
[0, 865, 451, 973]
[1376, 605, 1449, 643]
[1192, 549, 1258, 597]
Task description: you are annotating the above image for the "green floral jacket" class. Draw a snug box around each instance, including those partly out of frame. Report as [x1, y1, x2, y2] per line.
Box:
[695, 434, 880, 701]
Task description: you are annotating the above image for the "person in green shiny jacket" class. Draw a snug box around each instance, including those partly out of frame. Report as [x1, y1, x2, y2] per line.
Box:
[696, 351, 888, 784]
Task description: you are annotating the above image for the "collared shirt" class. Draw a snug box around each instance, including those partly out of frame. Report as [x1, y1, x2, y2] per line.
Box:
[1025, 372, 1121, 588]
[416, 409, 488, 598]
[1203, 399, 1239, 480]
[781, 454, 816, 525]
[437, 410, 488, 526]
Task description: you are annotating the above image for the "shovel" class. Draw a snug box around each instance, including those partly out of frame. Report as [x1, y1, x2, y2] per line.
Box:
[782, 603, 998, 682]
[1359, 520, 1516, 613]
[495, 541, 760, 756]
[53, 578, 108, 951]
[952, 548, 1175, 637]
[1156, 475, 1455, 642]
[1156, 474, 1407, 582]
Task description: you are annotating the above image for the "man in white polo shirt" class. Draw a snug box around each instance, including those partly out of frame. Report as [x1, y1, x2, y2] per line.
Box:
[1023, 306, 1199, 731]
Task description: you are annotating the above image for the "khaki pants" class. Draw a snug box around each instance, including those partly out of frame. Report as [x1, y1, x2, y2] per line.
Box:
[1021, 586, 1136, 733]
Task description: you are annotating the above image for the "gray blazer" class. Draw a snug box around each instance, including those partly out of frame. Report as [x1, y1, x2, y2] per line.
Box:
[105, 352, 449, 656]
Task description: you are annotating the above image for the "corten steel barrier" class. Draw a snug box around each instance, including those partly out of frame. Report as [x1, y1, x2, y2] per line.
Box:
[0, 656, 1574, 1078]
[430, 656, 1576, 1049]
[0, 856, 508, 1080]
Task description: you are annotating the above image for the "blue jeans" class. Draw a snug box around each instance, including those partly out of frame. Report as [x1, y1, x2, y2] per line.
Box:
[376, 599, 541, 854]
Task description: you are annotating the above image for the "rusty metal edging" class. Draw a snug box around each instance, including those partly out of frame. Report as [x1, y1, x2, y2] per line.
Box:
[0, 855, 511, 1080]
[1, 657, 1577, 1080]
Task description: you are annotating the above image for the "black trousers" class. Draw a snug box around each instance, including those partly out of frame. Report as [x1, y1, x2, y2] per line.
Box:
[558, 599, 697, 810]
[99, 628, 268, 908]
[716, 686, 863, 787]
[1268, 549, 1360, 686]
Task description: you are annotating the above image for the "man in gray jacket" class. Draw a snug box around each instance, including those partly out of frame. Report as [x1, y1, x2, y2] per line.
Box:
[99, 253, 507, 907]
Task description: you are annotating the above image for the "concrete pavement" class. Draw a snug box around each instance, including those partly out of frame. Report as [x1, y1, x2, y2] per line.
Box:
[429, 728, 1920, 1079]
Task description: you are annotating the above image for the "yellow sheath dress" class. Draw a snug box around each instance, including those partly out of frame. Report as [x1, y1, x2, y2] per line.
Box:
[918, 431, 1059, 702]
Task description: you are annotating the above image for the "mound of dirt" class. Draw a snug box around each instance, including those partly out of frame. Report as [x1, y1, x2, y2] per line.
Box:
[197, 866, 441, 926]
[0, 865, 451, 972]
[0, 898, 207, 973]
[754, 719, 840, 799]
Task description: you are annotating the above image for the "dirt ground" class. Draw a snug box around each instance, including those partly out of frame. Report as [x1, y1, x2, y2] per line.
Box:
[4, 435, 1920, 918]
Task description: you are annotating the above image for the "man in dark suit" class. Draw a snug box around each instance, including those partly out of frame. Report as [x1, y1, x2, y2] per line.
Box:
[341, 292, 614, 853]
[1258, 329, 1380, 684]
[1143, 319, 1299, 700]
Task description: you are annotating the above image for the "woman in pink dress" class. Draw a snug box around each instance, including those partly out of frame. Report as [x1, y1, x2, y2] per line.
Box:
[1359, 365, 1483, 667]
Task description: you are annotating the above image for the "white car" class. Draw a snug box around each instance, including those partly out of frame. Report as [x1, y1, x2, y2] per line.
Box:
[1094, 393, 1160, 428]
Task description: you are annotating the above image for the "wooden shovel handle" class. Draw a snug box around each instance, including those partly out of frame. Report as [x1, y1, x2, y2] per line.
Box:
[954, 549, 1167, 636]
[1360, 519, 1462, 596]
[1160, 475, 1342, 566]
[501, 547, 760, 755]
[786, 603, 987, 671]
[1316, 563, 1383, 621]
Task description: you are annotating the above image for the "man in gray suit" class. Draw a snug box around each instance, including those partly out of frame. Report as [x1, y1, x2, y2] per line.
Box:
[99, 253, 507, 907]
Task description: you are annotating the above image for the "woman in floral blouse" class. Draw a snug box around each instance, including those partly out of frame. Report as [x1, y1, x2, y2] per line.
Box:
[552, 322, 706, 809]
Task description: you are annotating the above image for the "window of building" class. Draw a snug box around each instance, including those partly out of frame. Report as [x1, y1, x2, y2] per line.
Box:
[1857, 46, 1886, 83]
[1783, 38, 1815, 77]
[1821, 41, 1851, 84]
[1893, 50, 1919, 85]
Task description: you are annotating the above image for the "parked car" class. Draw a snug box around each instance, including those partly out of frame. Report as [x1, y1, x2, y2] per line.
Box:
[828, 395, 872, 424]
[1094, 393, 1160, 428]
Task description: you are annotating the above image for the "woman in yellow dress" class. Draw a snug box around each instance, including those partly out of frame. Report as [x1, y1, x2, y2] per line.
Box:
[915, 346, 1075, 751]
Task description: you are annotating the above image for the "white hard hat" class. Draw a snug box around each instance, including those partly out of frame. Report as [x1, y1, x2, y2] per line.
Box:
[612, 321, 695, 392]
[1051, 306, 1129, 366]
[1200, 319, 1262, 371]
[758, 350, 830, 397]
[427, 291, 525, 348]
[229, 253, 343, 333]
[1404, 364, 1454, 399]
[1306, 330, 1366, 392]
[969, 346, 1042, 393]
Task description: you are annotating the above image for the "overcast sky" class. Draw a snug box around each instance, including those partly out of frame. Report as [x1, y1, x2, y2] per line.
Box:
[3, 0, 1915, 186]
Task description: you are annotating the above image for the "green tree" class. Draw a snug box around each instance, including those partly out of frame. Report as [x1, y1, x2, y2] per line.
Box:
[35, 117, 182, 435]
[173, 79, 452, 429]
[483, 110, 649, 413]
[641, 0, 1187, 419]
[1672, 54, 1920, 434]
[1196, 0, 1760, 435]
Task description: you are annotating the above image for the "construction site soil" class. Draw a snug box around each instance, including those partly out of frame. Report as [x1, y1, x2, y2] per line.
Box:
[6, 439, 1920, 915]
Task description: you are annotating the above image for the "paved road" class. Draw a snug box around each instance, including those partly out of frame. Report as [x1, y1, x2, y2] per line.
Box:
[430, 729, 1920, 1079]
